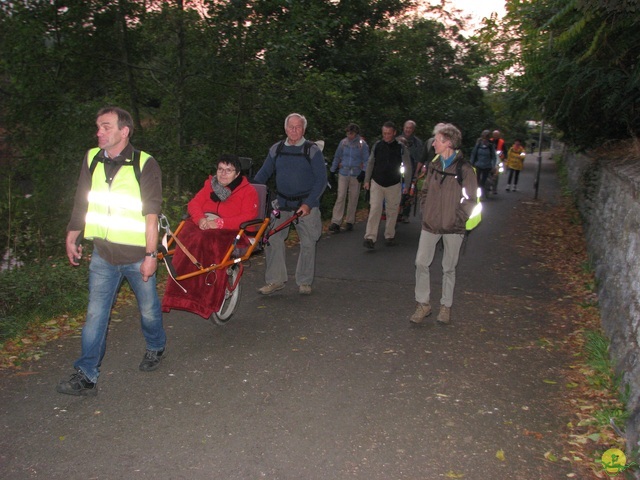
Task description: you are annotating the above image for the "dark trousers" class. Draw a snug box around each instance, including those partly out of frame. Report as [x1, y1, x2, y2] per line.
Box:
[507, 169, 521, 185]
[476, 168, 492, 195]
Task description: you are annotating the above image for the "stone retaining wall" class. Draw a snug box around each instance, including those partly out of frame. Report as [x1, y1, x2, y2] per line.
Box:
[557, 141, 640, 456]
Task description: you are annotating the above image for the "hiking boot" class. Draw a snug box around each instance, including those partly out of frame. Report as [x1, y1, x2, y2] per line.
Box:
[56, 370, 98, 396]
[437, 305, 451, 324]
[363, 239, 375, 249]
[328, 223, 340, 233]
[385, 238, 397, 247]
[139, 348, 165, 372]
[345, 223, 354, 231]
[410, 303, 432, 324]
[299, 284, 312, 295]
[258, 283, 285, 295]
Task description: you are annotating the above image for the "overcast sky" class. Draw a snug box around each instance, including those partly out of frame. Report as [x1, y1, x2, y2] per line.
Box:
[452, 0, 506, 21]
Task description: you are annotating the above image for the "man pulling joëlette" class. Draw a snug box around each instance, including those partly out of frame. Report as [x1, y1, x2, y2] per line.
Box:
[253, 113, 327, 296]
[58, 106, 166, 396]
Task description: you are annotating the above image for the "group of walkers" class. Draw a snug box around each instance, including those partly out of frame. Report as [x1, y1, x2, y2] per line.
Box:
[56, 107, 521, 396]
[326, 119, 479, 324]
[326, 120, 526, 326]
[470, 129, 527, 196]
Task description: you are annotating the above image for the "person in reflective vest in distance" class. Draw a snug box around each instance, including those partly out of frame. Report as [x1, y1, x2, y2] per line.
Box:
[505, 139, 527, 192]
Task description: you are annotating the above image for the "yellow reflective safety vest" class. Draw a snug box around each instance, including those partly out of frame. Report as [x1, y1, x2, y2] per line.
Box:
[84, 147, 151, 247]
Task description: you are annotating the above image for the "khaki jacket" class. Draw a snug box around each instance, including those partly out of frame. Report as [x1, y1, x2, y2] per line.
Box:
[420, 151, 478, 235]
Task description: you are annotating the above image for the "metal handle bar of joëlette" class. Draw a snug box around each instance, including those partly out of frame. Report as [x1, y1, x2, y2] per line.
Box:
[156, 204, 301, 282]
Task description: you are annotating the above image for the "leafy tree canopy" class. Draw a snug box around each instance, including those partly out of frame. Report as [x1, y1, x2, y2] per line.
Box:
[0, 0, 514, 263]
[478, 0, 640, 149]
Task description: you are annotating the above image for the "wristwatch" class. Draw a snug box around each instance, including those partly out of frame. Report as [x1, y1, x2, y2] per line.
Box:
[145, 251, 158, 258]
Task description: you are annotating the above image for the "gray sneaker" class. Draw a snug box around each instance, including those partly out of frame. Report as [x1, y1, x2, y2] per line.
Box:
[410, 303, 432, 324]
[437, 305, 451, 324]
[258, 283, 285, 295]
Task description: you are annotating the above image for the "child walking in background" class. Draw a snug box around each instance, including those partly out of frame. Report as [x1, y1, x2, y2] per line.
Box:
[505, 139, 526, 192]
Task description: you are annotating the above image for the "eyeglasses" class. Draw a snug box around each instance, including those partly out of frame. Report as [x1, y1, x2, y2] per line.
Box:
[217, 167, 236, 175]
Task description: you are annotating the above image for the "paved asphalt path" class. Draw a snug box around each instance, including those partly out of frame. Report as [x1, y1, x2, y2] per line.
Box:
[1, 152, 577, 479]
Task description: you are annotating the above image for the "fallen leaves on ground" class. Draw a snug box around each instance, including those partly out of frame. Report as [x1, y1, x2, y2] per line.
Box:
[524, 197, 625, 478]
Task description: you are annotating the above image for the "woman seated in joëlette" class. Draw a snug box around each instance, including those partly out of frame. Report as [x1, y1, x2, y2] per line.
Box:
[187, 154, 259, 230]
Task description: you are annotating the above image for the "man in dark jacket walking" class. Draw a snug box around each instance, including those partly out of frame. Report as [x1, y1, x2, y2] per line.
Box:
[362, 121, 411, 248]
[470, 129, 497, 199]
[253, 113, 327, 296]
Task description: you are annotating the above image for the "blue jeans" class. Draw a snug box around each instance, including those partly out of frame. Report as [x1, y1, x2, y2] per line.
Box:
[74, 249, 166, 383]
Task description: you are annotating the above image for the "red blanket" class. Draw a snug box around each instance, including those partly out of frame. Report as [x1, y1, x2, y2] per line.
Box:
[161, 221, 244, 319]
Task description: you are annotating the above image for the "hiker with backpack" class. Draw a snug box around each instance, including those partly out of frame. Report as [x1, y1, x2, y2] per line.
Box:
[362, 121, 412, 249]
[470, 129, 497, 199]
[253, 113, 327, 296]
[410, 123, 479, 326]
[396, 120, 424, 223]
[328, 123, 370, 233]
[58, 106, 166, 396]
[489, 129, 506, 195]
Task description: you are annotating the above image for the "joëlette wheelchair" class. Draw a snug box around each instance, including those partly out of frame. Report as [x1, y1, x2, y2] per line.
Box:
[158, 183, 300, 325]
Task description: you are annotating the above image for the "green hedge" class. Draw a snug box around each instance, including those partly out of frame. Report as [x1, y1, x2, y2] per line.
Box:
[0, 259, 89, 342]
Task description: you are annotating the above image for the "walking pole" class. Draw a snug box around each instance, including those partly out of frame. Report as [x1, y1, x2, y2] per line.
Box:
[534, 116, 544, 200]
